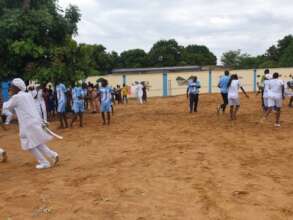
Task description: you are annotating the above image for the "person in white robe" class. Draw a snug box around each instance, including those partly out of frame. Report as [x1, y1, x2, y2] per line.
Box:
[4, 78, 59, 169]
[36, 86, 48, 123]
[135, 82, 143, 104]
[1, 101, 13, 125]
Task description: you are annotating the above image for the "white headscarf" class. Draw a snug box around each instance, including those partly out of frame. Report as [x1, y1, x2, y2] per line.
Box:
[12, 78, 26, 91]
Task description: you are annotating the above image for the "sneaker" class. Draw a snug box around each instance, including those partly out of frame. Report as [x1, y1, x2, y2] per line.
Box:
[51, 154, 59, 166]
[36, 163, 51, 169]
[274, 123, 281, 127]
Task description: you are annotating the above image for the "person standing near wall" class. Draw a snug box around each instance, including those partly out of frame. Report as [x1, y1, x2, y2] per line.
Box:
[122, 83, 129, 104]
[142, 82, 147, 103]
[217, 70, 230, 113]
[136, 82, 144, 104]
[186, 76, 201, 113]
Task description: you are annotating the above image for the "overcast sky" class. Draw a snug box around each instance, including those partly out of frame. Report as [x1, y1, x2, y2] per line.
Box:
[59, 0, 293, 61]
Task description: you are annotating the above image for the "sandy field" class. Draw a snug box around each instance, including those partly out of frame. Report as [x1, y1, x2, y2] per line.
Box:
[1, 93, 293, 220]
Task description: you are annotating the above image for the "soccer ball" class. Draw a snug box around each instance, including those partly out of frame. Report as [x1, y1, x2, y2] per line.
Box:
[0, 148, 7, 162]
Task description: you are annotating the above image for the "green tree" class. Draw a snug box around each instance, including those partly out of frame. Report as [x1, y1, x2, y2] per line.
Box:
[279, 41, 293, 67]
[148, 39, 183, 67]
[119, 49, 148, 68]
[182, 45, 216, 66]
[221, 50, 243, 68]
[0, 0, 81, 84]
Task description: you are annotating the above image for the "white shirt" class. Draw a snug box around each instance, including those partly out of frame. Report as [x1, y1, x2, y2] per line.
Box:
[268, 79, 284, 99]
[4, 91, 53, 150]
[228, 80, 241, 99]
[136, 84, 143, 97]
[263, 79, 270, 98]
[37, 89, 45, 103]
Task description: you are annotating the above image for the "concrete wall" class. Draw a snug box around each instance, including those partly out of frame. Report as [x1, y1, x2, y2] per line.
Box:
[87, 67, 293, 97]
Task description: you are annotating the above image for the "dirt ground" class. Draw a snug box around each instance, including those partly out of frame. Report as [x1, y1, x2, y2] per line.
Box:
[1, 93, 293, 220]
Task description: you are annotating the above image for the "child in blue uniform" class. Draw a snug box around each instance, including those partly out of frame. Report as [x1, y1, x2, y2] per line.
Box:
[217, 70, 230, 113]
[186, 76, 201, 113]
[56, 82, 68, 128]
[99, 79, 112, 125]
[71, 83, 85, 127]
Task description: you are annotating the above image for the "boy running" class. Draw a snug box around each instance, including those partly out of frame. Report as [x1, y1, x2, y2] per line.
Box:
[217, 70, 230, 113]
[261, 72, 285, 127]
[227, 74, 249, 120]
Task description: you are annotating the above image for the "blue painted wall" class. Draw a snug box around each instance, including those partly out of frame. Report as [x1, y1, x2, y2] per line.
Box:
[122, 75, 127, 85]
[1, 81, 10, 102]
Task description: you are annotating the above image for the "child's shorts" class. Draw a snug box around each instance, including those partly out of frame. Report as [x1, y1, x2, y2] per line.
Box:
[57, 101, 66, 113]
[73, 101, 84, 113]
[228, 98, 240, 106]
[268, 98, 282, 108]
[100, 101, 111, 112]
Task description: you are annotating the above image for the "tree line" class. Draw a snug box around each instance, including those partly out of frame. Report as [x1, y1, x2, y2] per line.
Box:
[1, 1, 293, 85]
[221, 35, 293, 69]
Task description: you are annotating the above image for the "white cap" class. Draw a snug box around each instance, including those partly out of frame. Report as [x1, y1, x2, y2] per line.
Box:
[11, 78, 26, 91]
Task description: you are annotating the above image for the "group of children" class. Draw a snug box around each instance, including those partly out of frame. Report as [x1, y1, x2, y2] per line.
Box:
[0, 78, 125, 169]
[216, 69, 287, 126]
[186, 69, 291, 127]
[3, 69, 290, 170]
[0, 77, 152, 169]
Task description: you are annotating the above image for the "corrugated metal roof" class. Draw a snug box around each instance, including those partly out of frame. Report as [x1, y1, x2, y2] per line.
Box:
[111, 65, 202, 74]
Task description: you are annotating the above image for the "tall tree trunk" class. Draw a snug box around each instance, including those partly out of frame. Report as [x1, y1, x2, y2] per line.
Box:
[22, 0, 31, 11]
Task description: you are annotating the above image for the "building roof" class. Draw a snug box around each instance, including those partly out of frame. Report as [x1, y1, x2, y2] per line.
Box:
[111, 65, 202, 74]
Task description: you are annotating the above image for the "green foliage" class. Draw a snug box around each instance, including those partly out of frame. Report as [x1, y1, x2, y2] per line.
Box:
[182, 45, 217, 66]
[0, 0, 81, 84]
[148, 39, 183, 67]
[221, 35, 293, 69]
[120, 49, 148, 68]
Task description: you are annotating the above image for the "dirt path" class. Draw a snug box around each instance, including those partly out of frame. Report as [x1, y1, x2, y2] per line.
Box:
[1, 94, 293, 220]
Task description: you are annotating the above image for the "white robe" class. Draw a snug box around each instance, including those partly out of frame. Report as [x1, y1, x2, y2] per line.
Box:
[2, 102, 13, 124]
[136, 84, 143, 104]
[5, 91, 53, 150]
[36, 89, 47, 122]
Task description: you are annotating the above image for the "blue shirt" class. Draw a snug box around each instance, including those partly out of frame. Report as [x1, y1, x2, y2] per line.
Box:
[56, 83, 66, 103]
[218, 75, 230, 94]
[99, 86, 112, 104]
[72, 87, 85, 104]
[188, 80, 201, 94]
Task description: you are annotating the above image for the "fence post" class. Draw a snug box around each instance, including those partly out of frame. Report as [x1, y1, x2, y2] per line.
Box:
[208, 69, 212, 93]
[163, 71, 168, 97]
[122, 74, 127, 85]
[253, 69, 257, 92]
